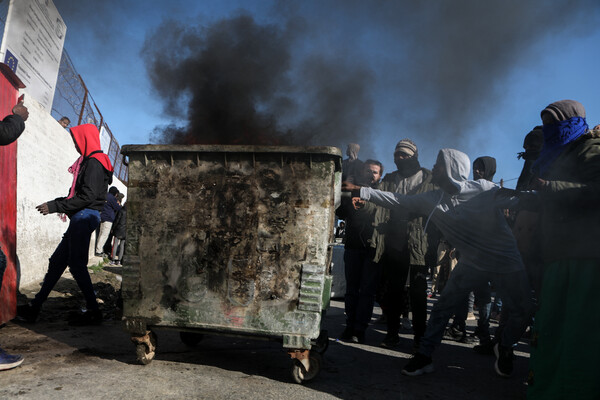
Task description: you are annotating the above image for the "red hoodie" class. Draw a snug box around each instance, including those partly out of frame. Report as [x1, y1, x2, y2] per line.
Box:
[70, 124, 113, 172]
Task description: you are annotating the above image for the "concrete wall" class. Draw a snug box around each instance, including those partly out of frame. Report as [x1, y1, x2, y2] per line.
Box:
[16, 97, 127, 286]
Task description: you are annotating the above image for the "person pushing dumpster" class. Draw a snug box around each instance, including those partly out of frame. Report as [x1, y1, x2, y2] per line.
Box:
[342, 148, 534, 378]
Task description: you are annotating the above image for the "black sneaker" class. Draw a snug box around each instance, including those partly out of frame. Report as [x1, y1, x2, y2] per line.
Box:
[339, 327, 355, 342]
[443, 326, 464, 341]
[16, 303, 40, 323]
[458, 334, 476, 344]
[494, 343, 513, 377]
[380, 333, 400, 348]
[474, 340, 496, 356]
[402, 353, 434, 376]
[68, 309, 103, 326]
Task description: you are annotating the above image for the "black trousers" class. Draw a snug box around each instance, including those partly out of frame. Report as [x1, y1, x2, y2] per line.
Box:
[378, 250, 428, 339]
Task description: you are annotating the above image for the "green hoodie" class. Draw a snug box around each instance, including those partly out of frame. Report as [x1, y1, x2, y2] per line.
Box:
[538, 130, 600, 263]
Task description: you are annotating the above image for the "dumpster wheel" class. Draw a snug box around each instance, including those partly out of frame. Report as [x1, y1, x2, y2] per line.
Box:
[132, 330, 157, 365]
[290, 351, 322, 384]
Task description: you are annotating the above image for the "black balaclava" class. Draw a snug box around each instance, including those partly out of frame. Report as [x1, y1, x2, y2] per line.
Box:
[394, 138, 421, 177]
[517, 126, 544, 161]
[473, 156, 496, 181]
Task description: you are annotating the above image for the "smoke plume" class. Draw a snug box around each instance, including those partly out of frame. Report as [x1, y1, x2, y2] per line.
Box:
[142, 13, 374, 147]
[142, 1, 600, 153]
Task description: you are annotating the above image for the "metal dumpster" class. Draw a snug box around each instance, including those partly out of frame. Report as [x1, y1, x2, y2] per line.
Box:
[120, 144, 341, 383]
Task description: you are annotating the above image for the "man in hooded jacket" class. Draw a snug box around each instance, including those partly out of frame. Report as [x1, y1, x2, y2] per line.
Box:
[344, 149, 533, 378]
[18, 124, 113, 326]
[445, 156, 497, 345]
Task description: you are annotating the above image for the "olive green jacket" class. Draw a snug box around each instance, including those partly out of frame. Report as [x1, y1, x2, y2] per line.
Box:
[370, 168, 438, 265]
[538, 130, 600, 263]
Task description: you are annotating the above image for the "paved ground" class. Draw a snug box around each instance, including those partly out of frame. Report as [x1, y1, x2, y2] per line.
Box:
[0, 263, 530, 399]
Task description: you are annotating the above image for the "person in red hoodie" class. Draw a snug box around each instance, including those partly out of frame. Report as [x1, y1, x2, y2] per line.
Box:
[18, 124, 113, 326]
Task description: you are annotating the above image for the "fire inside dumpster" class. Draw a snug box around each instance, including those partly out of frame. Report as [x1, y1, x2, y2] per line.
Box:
[120, 145, 341, 383]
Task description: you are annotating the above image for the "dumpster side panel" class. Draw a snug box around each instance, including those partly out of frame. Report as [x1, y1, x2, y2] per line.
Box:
[123, 148, 339, 340]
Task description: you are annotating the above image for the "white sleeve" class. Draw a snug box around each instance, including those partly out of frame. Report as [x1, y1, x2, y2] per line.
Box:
[360, 186, 436, 214]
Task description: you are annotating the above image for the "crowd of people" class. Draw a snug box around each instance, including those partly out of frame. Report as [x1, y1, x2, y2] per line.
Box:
[1, 98, 598, 399]
[338, 100, 599, 399]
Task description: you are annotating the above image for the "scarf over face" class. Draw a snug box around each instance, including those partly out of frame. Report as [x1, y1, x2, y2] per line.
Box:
[534, 100, 588, 177]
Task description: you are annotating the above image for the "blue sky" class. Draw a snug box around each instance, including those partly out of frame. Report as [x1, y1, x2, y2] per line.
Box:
[53, 0, 600, 187]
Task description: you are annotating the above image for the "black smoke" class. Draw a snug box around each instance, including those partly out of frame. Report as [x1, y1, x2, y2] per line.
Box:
[142, 0, 600, 153]
[142, 13, 374, 146]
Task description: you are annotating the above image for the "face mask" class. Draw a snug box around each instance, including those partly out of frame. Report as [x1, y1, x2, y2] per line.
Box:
[394, 157, 420, 175]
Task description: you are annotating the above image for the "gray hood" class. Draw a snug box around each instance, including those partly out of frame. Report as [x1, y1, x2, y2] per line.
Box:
[437, 148, 496, 199]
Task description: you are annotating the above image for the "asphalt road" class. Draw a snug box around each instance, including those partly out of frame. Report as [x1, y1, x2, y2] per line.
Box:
[0, 267, 530, 399]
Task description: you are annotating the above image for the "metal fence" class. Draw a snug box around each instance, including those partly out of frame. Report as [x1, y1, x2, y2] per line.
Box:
[0, 2, 128, 183]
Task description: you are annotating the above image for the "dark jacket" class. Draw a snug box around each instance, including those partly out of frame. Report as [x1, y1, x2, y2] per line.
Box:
[537, 130, 600, 262]
[0, 114, 25, 146]
[336, 184, 379, 250]
[47, 158, 113, 217]
[111, 205, 126, 239]
[101, 193, 121, 223]
[370, 168, 438, 265]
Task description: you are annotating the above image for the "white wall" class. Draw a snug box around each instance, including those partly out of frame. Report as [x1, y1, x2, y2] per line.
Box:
[16, 97, 127, 286]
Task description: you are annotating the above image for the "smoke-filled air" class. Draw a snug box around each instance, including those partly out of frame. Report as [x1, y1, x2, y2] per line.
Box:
[141, 0, 599, 156]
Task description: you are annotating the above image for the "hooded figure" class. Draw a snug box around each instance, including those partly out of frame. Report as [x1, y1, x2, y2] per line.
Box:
[527, 100, 600, 400]
[516, 126, 543, 191]
[472, 156, 496, 181]
[533, 99, 588, 177]
[346, 148, 533, 378]
[18, 124, 113, 326]
[445, 155, 498, 345]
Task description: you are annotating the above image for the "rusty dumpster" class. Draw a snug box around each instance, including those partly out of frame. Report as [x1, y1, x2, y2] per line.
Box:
[120, 144, 341, 383]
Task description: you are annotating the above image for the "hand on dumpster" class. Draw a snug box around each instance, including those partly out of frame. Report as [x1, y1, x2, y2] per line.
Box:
[36, 203, 49, 215]
[352, 197, 365, 210]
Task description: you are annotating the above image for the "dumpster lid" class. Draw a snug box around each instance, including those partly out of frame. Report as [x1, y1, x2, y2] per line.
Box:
[120, 144, 342, 158]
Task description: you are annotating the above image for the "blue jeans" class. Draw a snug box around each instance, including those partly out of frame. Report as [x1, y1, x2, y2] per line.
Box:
[419, 263, 533, 357]
[453, 284, 492, 342]
[344, 247, 382, 332]
[33, 209, 100, 311]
